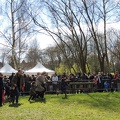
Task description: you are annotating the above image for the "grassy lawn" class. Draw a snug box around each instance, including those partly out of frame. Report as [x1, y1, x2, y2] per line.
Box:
[0, 92, 120, 120]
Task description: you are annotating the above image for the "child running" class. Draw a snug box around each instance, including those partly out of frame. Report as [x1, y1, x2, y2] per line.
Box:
[9, 85, 16, 104]
[28, 81, 36, 101]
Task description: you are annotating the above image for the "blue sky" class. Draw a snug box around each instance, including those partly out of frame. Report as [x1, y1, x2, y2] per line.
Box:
[0, 0, 120, 51]
[0, 0, 55, 51]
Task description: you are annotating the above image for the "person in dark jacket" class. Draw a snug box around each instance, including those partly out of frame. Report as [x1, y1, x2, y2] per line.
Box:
[61, 74, 68, 98]
[9, 85, 16, 104]
[0, 73, 3, 107]
[5, 79, 12, 99]
[12, 69, 25, 104]
[28, 81, 36, 101]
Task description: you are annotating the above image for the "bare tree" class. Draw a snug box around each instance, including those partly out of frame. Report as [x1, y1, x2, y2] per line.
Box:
[15, 0, 119, 73]
[28, 0, 91, 73]
[107, 29, 120, 72]
[25, 39, 42, 66]
[0, 0, 35, 69]
[80, 0, 118, 73]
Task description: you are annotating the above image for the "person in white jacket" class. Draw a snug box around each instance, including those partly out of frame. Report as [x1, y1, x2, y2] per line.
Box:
[51, 73, 59, 93]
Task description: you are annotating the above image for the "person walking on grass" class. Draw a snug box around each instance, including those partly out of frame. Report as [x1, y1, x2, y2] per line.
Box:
[12, 69, 25, 104]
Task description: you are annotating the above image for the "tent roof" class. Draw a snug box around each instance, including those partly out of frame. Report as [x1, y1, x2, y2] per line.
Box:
[25, 62, 55, 75]
[0, 63, 17, 75]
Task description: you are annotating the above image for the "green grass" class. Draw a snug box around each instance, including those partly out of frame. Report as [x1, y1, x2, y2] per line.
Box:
[0, 92, 120, 120]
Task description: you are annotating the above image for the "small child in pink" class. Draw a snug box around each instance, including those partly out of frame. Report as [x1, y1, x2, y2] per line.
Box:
[2, 89, 6, 105]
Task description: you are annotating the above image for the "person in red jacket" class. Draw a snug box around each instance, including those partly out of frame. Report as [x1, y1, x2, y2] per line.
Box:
[114, 71, 119, 79]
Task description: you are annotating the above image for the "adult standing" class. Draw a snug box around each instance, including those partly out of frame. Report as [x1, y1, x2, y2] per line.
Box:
[9, 73, 15, 83]
[44, 72, 51, 92]
[12, 69, 25, 104]
[61, 73, 68, 98]
[51, 73, 59, 93]
[0, 73, 3, 107]
[97, 72, 103, 92]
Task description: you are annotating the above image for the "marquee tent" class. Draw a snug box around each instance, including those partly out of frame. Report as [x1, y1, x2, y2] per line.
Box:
[25, 62, 55, 75]
[0, 63, 17, 75]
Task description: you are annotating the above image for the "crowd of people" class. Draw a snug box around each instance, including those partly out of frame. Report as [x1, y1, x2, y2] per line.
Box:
[0, 70, 120, 107]
[0, 70, 70, 107]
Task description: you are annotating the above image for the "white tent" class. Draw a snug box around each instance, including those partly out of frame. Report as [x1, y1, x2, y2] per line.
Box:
[0, 63, 17, 75]
[25, 62, 55, 75]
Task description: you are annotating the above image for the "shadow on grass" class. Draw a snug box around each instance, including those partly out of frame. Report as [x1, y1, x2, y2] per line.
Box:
[62, 97, 68, 99]
[77, 92, 120, 112]
[9, 103, 23, 107]
[29, 98, 46, 104]
[56, 92, 120, 112]
[106, 92, 120, 98]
